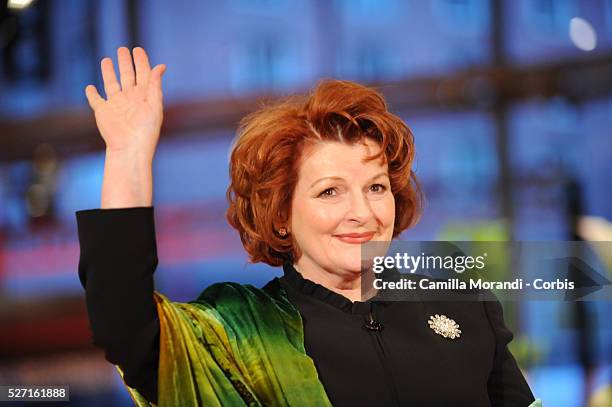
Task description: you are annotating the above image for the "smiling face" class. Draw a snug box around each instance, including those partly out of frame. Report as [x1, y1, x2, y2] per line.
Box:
[290, 139, 395, 281]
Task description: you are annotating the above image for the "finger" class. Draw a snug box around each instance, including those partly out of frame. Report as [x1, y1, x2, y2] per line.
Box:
[133, 47, 151, 87]
[147, 64, 166, 104]
[101, 57, 121, 97]
[117, 46, 135, 90]
[85, 85, 105, 110]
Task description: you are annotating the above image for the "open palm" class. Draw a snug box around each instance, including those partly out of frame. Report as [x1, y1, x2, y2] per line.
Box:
[85, 47, 166, 159]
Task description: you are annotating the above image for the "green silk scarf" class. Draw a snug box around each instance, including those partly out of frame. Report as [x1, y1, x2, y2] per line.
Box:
[116, 279, 333, 406]
[114, 279, 543, 407]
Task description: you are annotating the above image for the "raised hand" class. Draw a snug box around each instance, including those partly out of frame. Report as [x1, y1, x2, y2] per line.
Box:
[85, 47, 166, 162]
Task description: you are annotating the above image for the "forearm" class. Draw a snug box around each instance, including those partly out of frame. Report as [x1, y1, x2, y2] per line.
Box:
[101, 149, 154, 208]
[76, 207, 160, 403]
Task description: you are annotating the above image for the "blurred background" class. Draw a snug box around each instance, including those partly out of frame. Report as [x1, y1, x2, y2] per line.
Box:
[0, 0, 611, 406]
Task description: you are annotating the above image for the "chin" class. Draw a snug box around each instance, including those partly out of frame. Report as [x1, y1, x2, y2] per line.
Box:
[344, 247, 370, 269]
[334, 258, 363, 274]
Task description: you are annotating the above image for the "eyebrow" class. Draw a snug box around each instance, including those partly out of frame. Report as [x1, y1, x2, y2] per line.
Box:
[309, 172, 389, 189]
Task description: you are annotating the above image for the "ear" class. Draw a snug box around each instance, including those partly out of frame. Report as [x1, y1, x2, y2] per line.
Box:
[275, 207, 291, 233]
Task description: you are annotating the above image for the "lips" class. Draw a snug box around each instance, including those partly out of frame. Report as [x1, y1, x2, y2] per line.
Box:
[334, 232, 376, 244]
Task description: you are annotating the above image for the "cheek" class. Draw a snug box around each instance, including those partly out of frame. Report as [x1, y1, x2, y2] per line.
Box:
[373, 196, 396, 227]
[293, 200, 344, 233]
[308, 206, 345, 232]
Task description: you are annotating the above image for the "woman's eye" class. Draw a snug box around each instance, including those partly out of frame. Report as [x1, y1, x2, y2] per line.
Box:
[318, 187, 337, 197]
[370, 183, 387, 193]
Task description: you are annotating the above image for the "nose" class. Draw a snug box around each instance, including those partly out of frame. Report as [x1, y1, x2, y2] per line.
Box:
[346, 190, 374, 224]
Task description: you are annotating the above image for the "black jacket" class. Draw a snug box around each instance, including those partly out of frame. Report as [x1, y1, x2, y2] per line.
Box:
[76, 206, 536, 406]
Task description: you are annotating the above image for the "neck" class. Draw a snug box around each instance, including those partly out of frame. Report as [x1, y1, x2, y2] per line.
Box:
[293, 258, 378, 302]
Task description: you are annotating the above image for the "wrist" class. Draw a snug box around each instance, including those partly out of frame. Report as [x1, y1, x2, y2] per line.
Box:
[104, 146, 153, 166]
[101, 151, 154, 208]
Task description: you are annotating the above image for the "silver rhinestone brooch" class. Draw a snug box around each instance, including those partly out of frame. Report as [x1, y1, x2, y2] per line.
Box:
[428, 314, 461, 339]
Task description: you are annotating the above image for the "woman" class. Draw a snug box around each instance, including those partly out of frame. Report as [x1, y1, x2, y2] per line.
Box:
[77, 47, 541, 406]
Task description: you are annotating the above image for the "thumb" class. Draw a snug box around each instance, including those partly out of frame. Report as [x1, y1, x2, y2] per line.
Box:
[148, 64, 166, 103]
[154, 64, 166, 79]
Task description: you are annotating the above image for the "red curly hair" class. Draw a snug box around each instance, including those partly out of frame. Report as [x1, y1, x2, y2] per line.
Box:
[226, 79, 422, 266]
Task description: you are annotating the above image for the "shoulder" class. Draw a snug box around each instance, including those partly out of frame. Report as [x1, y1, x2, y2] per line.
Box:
[193, 280, 274, 303]
[479, 289, 514, 347]
[187, 278, 300, 336]
[190, 277, 289, 311]
[455, 289, 516, 354]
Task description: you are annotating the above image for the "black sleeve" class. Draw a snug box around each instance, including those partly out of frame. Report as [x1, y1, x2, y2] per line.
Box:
[484, 298, 536, 407]
[76, 206, 160, 404]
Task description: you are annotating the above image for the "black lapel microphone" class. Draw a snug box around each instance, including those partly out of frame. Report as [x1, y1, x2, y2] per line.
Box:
[364, 311, 384, 331]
